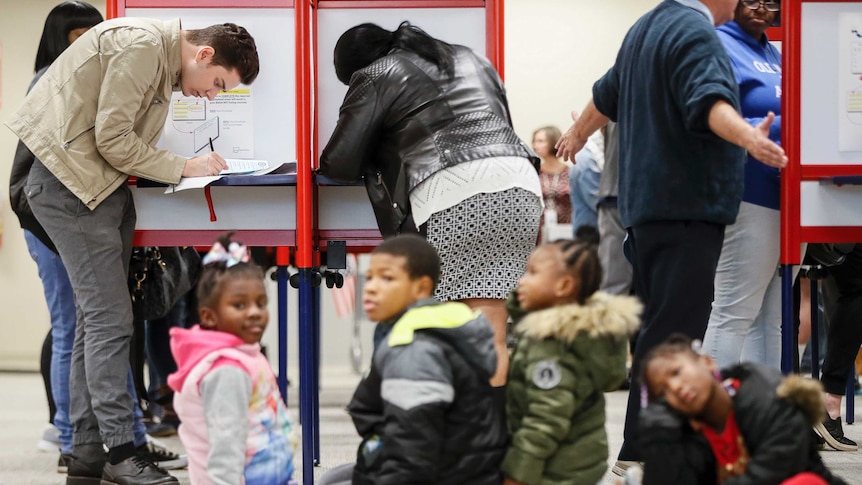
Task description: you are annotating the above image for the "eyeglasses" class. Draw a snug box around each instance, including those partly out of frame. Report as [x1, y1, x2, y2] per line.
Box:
[741, 0, 780, 12]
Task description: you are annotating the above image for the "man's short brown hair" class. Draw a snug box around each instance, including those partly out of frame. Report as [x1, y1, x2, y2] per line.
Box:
[186, 23, 260, 85]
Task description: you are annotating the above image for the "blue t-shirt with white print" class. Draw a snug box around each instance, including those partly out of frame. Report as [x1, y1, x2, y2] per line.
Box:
[717, 21, 782, 210]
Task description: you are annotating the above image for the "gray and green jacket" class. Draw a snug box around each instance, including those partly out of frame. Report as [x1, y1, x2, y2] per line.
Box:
[347, 300, 507, 485]
[503, 293, 642, 485]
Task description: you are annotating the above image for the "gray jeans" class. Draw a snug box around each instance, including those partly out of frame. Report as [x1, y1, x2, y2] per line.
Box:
[27, 160, 137, 448]
[598, 205, 632, 296]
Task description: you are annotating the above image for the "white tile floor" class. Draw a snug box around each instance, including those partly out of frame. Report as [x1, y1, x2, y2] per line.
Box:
[1, 371, 861, 485]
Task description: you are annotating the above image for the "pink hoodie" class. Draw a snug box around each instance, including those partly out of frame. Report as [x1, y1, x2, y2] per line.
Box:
[169, 325, 295, 485]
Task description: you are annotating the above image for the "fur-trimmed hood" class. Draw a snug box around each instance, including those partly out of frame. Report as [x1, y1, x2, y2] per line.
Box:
[724, 363, 827, 427]
[515, 292, 642, 343]
[777, 374, 826, 425]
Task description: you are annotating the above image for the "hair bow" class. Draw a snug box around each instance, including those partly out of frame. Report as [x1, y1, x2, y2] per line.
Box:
[202, 241, 250, 268]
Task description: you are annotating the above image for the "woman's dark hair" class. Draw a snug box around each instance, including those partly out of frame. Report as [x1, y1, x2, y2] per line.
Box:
[197, 233, 265, 309]
[35, 1, 103, 72]
[334, 21, 455, 85]
[549, 239, 602, 305]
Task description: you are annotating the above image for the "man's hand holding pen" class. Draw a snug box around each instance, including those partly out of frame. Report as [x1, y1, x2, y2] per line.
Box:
[182, 152, 227, 177]
[181, 137, 227, 177]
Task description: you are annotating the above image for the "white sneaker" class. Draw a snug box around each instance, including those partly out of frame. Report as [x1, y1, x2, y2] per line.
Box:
[611, 461, 642, 476]
[36, 424, 60, 452]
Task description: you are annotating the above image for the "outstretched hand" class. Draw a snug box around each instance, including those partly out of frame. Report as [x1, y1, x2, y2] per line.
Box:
[747, 112, 787, 169]
[182, 152, 228, 177]
[555, 110, 587, 162]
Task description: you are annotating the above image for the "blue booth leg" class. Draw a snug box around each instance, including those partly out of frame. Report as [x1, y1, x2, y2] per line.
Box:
[298, 268, 317, 485]
[277, 266, 289, 402]
[781, 265, 796, 374]
[811, 276, 820, 379]
[312, 284, 321, 465]
[847, 371, 856, 425]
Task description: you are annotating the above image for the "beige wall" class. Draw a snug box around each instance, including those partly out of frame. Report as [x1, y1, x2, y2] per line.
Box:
[0, 1, 108, 370]
[0, 0, 656, 370]
[505, 0, 656, 144]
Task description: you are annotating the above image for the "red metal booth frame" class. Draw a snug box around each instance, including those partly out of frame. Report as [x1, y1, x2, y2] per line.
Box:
[109, 1, 504, 483]
[781, 0, 858, 422]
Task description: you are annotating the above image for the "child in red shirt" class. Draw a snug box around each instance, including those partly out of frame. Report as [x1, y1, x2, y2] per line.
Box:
[638, 334, 846, 485]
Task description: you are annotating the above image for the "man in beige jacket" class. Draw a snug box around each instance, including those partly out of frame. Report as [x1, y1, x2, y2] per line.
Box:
[5, 18, 259, 485]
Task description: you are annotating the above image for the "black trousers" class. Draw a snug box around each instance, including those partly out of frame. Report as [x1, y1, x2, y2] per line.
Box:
[820, 244, 862, 396]
[618, 220, 725, 461]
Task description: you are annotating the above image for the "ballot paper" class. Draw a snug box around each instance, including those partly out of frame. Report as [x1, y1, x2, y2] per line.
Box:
[221, 159, 271, 174]
[165, 161, 294, 193]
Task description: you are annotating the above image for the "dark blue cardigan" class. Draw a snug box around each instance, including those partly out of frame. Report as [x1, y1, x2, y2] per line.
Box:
[593, 0, 746, 228]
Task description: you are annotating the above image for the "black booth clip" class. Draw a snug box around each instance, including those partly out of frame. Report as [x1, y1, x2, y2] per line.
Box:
[286, 240, 347, 289]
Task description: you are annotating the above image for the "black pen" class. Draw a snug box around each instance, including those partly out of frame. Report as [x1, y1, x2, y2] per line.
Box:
[207, 137, 215, 175]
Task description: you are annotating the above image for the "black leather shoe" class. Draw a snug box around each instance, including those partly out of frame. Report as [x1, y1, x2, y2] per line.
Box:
[65, 444, 106, 485]
[101, 455, 178, 485]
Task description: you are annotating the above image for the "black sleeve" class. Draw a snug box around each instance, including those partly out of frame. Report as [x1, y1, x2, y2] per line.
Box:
[376, 343, 453, 484]
[725, 401, 812, 485]
[640, 401, 716, 485]
[347, 364, 385, 438]
[319, 72, 385, 183]
[9, 140, 57, 253]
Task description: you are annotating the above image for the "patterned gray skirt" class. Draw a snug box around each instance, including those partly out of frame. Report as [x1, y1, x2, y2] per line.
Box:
[427, 187, 542, 301]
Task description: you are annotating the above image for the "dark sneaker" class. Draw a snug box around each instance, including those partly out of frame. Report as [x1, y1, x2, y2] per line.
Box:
[65, 444, 106, 485]
[144, 421, 177, 438]
[101, 455, 178, 485]
[810, 428, 827, 451]
[58, 453, 75, 474]
[815, 416, 858, 451]
[136, 440, 187, 470]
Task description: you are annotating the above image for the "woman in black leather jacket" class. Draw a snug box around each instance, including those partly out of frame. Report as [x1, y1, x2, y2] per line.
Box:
[319, 22, 542, 386]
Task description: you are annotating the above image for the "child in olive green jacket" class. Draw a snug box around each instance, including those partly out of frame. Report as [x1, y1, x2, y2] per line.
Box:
[503, 240, 641, 485]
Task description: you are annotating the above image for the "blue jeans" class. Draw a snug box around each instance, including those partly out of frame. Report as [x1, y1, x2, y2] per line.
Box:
[24, 231, 147, 451]
[25, 230, 75, 454]
[569, 153, 601, 234]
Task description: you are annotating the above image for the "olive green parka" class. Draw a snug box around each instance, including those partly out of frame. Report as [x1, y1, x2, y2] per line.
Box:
[503, 292, 641, 485]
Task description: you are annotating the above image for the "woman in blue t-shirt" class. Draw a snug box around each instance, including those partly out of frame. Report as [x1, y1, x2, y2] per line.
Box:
[702, 0, 784, 369]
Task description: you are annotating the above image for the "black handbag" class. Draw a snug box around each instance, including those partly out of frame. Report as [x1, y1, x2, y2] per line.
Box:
[128, 247, 202, 320]
[364, 167, 424, 238]
[806, 243, 856, 267]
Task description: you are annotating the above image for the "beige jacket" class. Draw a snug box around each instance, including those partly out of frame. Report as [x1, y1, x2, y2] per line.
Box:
[5, 18, 185, 209]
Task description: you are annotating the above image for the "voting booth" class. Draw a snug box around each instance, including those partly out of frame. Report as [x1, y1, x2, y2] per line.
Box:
[779, 0, 862, 424]
[109, 1, 504, 482]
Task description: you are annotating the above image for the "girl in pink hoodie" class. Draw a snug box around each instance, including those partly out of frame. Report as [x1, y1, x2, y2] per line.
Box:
[168, 237, 296, 485]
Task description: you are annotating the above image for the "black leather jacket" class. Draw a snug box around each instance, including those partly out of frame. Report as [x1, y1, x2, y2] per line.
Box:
[319, 45, 537, 236]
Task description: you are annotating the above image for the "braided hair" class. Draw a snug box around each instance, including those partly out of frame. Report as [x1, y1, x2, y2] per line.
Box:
[548, 239, 602, 305]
